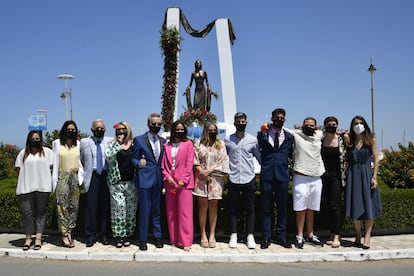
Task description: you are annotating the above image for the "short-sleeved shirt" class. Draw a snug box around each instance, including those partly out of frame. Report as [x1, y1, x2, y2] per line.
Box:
[15, 147, 53, 195]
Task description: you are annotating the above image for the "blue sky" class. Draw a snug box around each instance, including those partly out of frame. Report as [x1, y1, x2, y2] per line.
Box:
[1, 0, 413, 150]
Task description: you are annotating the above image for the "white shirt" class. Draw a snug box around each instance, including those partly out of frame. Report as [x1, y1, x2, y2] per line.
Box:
[147, 132, 160, 161]
[289, 129, 325, 177]
[171, 143, 180, 170]
[15, 147, 53, 195]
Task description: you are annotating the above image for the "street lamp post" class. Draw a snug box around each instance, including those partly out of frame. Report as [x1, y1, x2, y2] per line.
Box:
[57, 73, 75, 120]
[367, 59, 376, 134]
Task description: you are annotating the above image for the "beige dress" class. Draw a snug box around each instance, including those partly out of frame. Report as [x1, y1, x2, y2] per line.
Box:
[193, 140, 229, 199]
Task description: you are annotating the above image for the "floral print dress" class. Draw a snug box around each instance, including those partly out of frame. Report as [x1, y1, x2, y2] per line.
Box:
[193, 140, 229, 199]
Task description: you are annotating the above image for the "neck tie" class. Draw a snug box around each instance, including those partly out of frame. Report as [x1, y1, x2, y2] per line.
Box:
[274, 131, 279, 149]
[96, 140, 103, 174]
[153, 136, 159, 162]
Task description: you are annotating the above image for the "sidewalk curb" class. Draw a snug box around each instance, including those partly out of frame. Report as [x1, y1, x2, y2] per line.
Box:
[1, 247, 414, 263]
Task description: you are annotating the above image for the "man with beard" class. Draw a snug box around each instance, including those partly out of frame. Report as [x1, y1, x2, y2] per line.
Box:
[131, 113, 165, 251]
[257, 108, 294, 249]
[81, 119, 113, 247]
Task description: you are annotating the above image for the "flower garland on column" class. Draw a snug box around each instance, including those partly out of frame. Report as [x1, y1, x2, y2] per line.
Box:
[160, 26, 181, 132]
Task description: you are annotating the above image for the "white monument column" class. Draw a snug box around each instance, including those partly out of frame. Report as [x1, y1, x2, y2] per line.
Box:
[165, 9, 237, 134]
[166, 7, 181, 121]
[215, 18, 237, 133]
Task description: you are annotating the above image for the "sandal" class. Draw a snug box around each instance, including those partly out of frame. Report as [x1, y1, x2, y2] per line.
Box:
[123, 239, 131, 247]
[67, 231, 75, 247]
[34, 238, 42, 250]
[116, 239, 124, 248]
[61, 234, 74, 248]
[23, 238, 32, 251]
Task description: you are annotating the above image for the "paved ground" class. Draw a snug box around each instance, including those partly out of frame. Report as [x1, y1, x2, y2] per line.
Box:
[1, 232, 414, 263]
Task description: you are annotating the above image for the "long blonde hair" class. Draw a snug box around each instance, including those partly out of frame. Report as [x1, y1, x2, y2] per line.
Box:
[114, 121, 134, 141]
[200, 122, 223, 150]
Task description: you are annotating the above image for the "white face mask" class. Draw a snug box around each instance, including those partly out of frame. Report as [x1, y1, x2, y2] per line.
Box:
[353, 123, 365, 135]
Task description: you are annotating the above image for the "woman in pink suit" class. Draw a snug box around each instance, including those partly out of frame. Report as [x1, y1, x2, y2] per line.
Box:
[162, 120, 195, 251]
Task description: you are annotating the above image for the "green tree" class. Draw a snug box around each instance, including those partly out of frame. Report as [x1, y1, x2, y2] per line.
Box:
[379, 142, 414, 188]
[0, 143, 20, 180]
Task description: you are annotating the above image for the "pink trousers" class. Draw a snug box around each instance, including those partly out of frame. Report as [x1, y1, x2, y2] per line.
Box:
[165, 185, 193, 247]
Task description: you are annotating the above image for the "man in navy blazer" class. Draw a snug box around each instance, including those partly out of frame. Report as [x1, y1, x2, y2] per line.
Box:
[131, 113, 165, 251]
[257, 108, 294, 249]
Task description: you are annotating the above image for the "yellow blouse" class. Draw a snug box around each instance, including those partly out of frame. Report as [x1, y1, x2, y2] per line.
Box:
[59, 145, 80, 173]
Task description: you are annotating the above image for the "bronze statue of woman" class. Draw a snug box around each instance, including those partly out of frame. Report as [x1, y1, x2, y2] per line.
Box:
[184, 60, 217, 112]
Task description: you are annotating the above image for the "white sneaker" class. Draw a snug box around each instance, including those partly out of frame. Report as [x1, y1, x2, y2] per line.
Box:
[228, 233, 237, 248]
[247, 234, 256, 249]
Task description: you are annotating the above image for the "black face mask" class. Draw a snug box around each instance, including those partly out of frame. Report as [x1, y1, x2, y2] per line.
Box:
[93, 130, 105, 139]
[67, 131, 77, 140]
[235, 124, 246, 131]
[116, 130, 127, 137]
[175, 132, 186, 139]
[208, 132, 217, 140]
[30, 140, 41, 148]
[272, 119, 284, 129]
[325, 126, 337, 134]
[149, 126, 161, 134]
[303, 126, 315, 136]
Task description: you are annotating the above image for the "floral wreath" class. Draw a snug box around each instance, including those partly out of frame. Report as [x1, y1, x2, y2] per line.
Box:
[160, 26, 181, 132]
[178, 107, 217, 127]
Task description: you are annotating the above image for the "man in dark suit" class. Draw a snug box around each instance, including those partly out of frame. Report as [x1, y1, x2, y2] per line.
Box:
[131, 113, 164, 251]
[257, 108, 294, 249]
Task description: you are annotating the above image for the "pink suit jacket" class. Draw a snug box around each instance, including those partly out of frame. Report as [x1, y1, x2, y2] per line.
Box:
[161, 140, 195, 189]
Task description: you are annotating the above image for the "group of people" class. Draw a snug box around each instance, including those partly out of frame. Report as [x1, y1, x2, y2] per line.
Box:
[15, 109, 381, 252]
[256, 109, 381, 250]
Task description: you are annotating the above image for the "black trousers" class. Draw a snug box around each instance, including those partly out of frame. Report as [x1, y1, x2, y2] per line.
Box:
[84, 171, 110, 241]
[228, 178, 256, 235]
[322, 176, 343, 235]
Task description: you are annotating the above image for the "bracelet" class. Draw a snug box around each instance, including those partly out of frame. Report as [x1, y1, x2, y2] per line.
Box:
[372, 176, 376, 180]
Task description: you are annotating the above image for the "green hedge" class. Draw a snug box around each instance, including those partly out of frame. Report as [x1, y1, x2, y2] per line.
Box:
[1, 177, 413, 238]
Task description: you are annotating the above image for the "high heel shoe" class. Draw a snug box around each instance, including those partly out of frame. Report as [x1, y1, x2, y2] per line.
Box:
[67, 231, 75, 247]
[23, 238, 32, 251]
[61, 234, 74, 248]
[34, 239, 42, 250]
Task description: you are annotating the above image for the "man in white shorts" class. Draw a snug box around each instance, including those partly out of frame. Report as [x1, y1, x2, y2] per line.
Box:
[288, 117, 325, 249]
